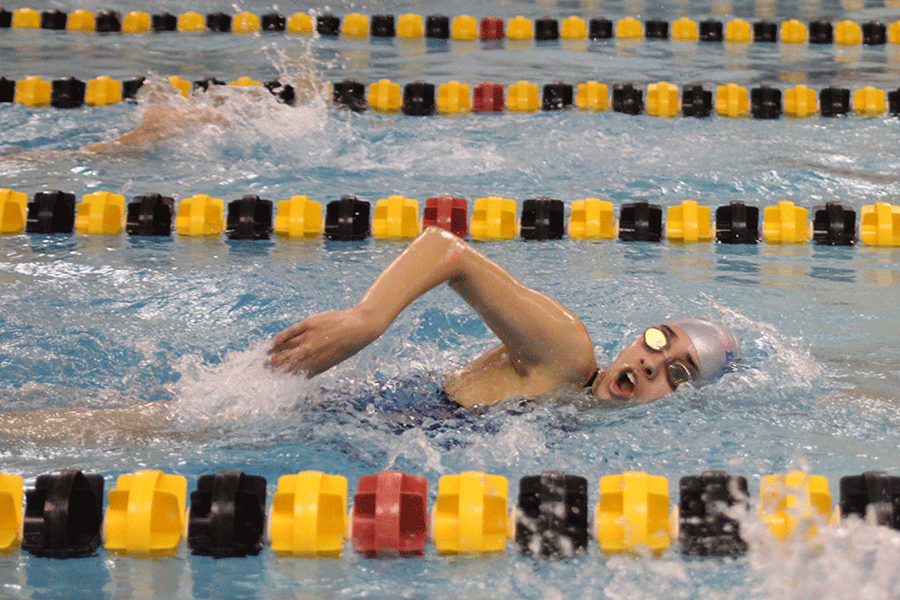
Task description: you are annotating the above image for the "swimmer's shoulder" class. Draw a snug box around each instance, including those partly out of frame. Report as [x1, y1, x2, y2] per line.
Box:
[443, 347, 594, 408]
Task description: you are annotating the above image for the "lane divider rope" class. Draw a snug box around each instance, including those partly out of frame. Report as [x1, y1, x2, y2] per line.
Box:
[2, 190, 898, 246]
[1, 468, 895, 559]
[2, 75, 900, 118]
[2, 8, 900, 48]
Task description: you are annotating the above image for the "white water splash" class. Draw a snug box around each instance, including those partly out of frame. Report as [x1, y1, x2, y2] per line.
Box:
[708, 304, 823, 399]
[164, 342, 317, 427]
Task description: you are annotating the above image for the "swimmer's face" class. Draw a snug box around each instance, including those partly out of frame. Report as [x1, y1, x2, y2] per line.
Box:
[590, 324, 701, 403]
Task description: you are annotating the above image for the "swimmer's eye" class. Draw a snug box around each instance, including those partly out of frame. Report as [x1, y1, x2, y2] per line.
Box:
[667, 361, 693, 388]
[645, 326, 695, 389]
[643, 327, 669, 352]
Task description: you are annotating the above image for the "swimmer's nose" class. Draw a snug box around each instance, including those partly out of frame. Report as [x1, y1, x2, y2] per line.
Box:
[640, 354, 666, 380]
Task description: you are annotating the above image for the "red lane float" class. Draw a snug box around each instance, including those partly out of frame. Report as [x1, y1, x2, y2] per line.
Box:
[480, 16, 504, 40]
[350, 470, 428, 557]
[423, 195, 468, 238]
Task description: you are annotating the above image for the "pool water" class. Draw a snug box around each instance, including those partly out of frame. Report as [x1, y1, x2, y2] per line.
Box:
[2, 0, 900, 598]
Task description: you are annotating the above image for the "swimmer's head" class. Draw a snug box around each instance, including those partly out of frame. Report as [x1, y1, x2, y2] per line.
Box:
[666, 318, 740, 386]
[590, 318, 739, 403]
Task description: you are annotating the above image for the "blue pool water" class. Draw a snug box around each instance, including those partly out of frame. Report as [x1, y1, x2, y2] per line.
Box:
[2, 0, 900, 598]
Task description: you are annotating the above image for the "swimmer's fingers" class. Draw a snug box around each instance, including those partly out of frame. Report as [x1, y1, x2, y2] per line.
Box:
[281, 336, 363, 378]
[271, 310, 357, 349]
[266, 346, 297, 371]
[268, 320, 313, 373]
[270, 321, 309, 352]
[268, 335, 341, 377]
[268, 311, 344, 373]
[269, 309, 383, 377]
[267, 326, 311, 369]
[268, 346, 312, 376]
[267, 342, 312, 375]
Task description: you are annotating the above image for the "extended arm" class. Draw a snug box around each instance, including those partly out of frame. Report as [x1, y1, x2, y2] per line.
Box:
[80, 104, 231, 153]
[268, 227, 595, 386]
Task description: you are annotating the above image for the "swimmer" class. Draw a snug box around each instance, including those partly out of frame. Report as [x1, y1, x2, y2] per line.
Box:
[1, 69, 325, 159]
[79, 103, 233, 154]
[0, 228, 739, 445]
[0, 95, 234, 160]
[269, 227, 740, 407]
[79, 73, 327, 153]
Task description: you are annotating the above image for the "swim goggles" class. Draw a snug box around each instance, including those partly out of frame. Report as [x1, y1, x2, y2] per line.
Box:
[643, 327, 694, 389]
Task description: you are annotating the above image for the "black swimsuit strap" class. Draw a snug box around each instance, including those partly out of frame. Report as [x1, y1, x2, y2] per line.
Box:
[584, 368, 600, 390]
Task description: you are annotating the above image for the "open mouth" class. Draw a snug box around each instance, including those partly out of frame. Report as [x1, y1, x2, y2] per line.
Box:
[609, 369, 637, 399]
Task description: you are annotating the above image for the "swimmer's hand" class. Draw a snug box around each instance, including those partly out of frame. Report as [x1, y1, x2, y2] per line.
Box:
[268, 308, 384, 376]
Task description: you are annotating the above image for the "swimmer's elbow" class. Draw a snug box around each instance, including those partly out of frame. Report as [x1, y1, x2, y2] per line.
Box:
[418, 226, 472, 272]
[420, 225, 458, 247]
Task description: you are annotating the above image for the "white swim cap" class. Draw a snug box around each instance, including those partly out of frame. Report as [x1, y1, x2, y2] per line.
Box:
[667, 318, 740, 385]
